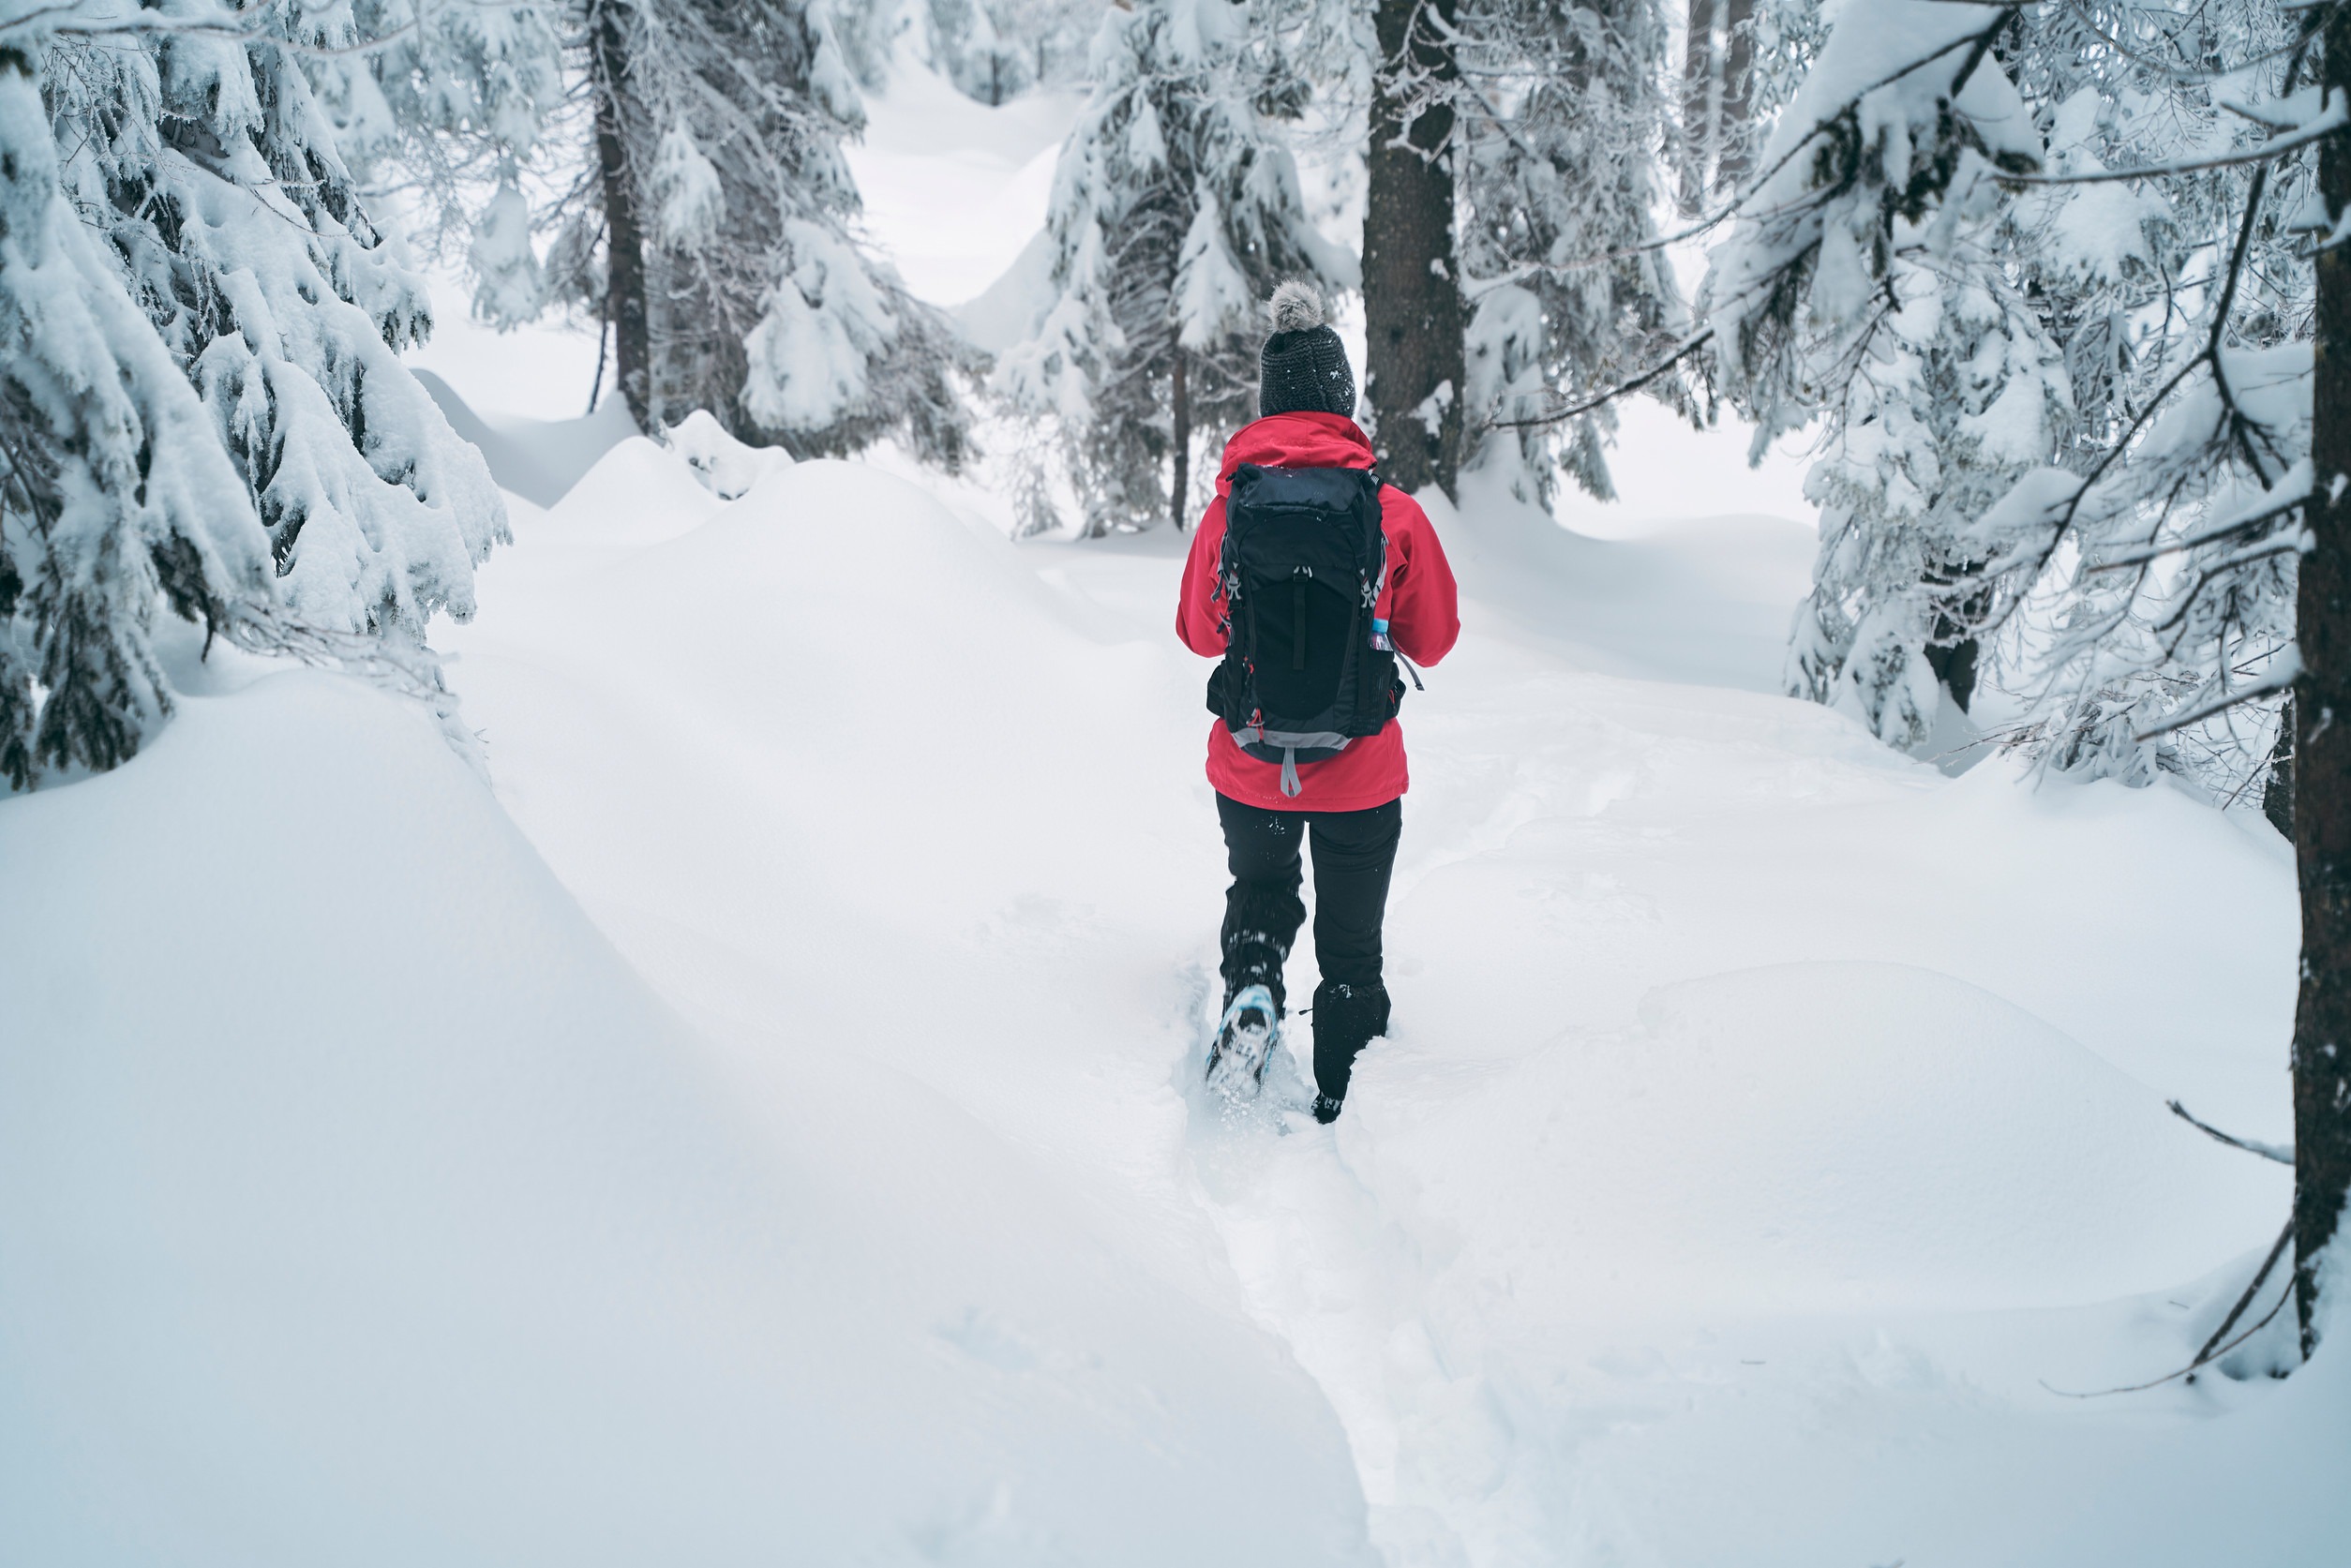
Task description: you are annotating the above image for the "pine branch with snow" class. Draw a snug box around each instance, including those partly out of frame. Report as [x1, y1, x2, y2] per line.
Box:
[0, 0, 524, 788]
[1700, 0, 2314, 785]
[583, 0, 978, 464]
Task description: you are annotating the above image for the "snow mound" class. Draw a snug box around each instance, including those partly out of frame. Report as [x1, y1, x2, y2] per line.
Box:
[1345, 962, 2290, 1316]
[524, 435, 728, 550]
[665, 408, 792, 499]
[415, 366, 638, 507]
[0, 669, 1371, 1564]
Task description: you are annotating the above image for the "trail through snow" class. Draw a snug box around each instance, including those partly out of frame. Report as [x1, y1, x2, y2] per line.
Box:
[421, 430, 2325, 1562]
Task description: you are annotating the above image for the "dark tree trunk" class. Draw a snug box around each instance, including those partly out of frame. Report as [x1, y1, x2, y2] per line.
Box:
[1924, 558, 1989, 712]
[587, 291, 610, 415]
[1171, 351, 1191, 530]
[589, 0, 651, 433]
[2267, 691, 2297, 843]
[1364, 0, 1463, 500]
[1923, 639, 1979, 713]
[2295, 5, 2351, 1356]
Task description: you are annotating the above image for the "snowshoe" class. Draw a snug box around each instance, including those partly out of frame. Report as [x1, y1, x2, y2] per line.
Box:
[1206, 984, 1280, 1099]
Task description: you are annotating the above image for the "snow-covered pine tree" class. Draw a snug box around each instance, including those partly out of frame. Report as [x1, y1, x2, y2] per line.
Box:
[1703, 0, 2313, 770]
[1984, 2, 2313, 785]
[310, 0, 568, 325]
[923, 0, 1027, 104]
[579, 0, 974, 462]
[45, 0, 509, 635]
[1456, 0, 1695, 507]
[996, 0, 1353, 534]
[2, 0, 514, 788]
[1710, 0, 2071, 747]
[1779, 257, 2069, 746]
[981, 0, 1109, 91]
[830, 0, 1103, 100]
[0, 37, 269, 787]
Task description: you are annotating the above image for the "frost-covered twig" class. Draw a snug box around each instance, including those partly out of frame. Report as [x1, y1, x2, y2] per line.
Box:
[2044, 0, 2331, 86]
[2133, 653, 2299, 740]
[1995, 99, 2345, 187]
[2087, 474, 2312, 570]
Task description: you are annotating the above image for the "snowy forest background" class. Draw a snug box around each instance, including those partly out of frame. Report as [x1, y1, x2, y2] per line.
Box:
[8, 0, 2344, 827]
[6, 0, 2351, 1558]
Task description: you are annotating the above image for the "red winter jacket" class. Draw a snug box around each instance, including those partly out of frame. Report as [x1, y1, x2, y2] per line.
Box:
[1176, 411, 1460, 813]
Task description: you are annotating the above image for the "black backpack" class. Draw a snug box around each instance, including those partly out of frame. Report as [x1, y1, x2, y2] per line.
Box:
[1207, 462, 1407, 797]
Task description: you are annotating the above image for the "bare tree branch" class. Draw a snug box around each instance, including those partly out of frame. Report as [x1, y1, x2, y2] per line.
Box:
[1482, 328, 1715, 429]
[2169, 1098, 2296, 1163]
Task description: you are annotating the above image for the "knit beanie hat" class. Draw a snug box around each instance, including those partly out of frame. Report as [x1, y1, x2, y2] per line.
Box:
[1257, 281, 1355, 420]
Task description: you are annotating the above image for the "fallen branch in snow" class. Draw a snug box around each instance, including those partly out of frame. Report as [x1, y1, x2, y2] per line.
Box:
[2041, 1222, 2298, 1397]
[2191, 1218, 2297, 1369]
[2167, 1098, 2295, 1163]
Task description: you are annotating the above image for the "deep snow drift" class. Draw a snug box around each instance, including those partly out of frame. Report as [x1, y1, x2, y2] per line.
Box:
[5, 402, 2342, 1564]
[0, 634, 1370, 1565]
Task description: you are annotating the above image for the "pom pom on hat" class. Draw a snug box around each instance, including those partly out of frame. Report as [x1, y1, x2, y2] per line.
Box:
[1268, 279, 1325, 335]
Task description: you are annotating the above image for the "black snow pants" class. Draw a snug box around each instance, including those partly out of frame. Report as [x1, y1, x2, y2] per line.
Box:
[1216, 791, 1400, 1104]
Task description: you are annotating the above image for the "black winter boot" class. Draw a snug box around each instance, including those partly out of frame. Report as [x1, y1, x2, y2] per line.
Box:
[1220, 883, 1300, 1020]
[1310, 978, 1390, 1113]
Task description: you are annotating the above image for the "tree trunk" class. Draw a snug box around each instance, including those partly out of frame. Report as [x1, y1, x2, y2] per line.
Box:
[587, 283, 610, 415]
[1923, 638, 1978, 712]
[589, 0, 651, 433]
[1364, 0, 1463, 500]
[1716, 0, 1756, 190]
[2267, 691, 2297, 843]
[1171, 351, 1191, 531]
[2294, 4, 2351, 1356]
[1679, 0, 1719, 215]
[1924, 558, 1989, 711]
[1682, 0, 1755, 209]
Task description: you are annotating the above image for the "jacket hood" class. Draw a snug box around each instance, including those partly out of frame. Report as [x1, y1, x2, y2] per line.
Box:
[1215, 412, 1375, 497]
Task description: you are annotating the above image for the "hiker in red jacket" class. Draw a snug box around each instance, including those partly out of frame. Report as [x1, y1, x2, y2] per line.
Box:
[1176, 282, 1460, 1124]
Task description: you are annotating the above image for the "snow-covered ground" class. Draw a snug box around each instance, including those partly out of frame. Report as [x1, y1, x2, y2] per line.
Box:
[7, 60, 2347, 1568]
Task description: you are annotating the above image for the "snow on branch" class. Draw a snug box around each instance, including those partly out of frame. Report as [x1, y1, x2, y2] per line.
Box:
[2167, 1099, 2295, 1164]
[2133, 652, 2300, 741]
[1687, 0, 2325, 779]
[1994, 92, 2347, 186]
